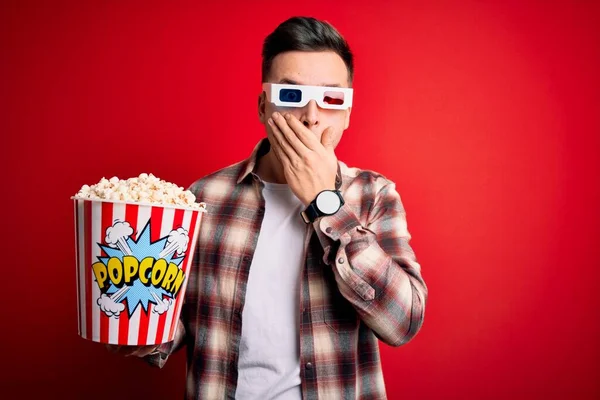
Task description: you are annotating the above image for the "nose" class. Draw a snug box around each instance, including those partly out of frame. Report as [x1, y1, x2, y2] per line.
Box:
[300, 99, 319, 129]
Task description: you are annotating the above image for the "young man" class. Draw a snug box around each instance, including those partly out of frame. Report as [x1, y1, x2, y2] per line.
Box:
[117, 16, 427, 399]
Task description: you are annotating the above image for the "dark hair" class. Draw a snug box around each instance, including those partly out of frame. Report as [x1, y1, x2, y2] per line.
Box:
[262, 16, 354, 85]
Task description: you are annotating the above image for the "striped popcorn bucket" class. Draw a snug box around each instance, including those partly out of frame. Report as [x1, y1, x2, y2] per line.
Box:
[72, 198, 204, 345]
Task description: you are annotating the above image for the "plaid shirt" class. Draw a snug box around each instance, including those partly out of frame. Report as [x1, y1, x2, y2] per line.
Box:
[145, 139, 428, 399]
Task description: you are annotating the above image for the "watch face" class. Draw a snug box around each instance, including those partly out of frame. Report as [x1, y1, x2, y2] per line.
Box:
[316, 191, 341, 214]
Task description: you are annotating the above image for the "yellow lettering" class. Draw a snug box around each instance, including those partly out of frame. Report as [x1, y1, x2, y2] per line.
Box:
[92, 262, 108, 289]
[172, 269, 185, 297]
[107, 257, 123, 286]
[139, 257, 154, 285]
[161, 263, 179, 291]
[151, 259, 167, 286]
[123, 256, 138, 284]
[93, 256, 186, 293]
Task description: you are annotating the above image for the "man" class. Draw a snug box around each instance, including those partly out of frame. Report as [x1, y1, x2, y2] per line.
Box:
[115, 16, 427, 399]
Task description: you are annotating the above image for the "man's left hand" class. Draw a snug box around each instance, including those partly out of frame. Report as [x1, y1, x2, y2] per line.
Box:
[267, 112, 338, 206]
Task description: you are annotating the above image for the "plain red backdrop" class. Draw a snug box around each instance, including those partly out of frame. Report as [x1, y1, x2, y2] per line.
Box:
[1, 1, 599, 399]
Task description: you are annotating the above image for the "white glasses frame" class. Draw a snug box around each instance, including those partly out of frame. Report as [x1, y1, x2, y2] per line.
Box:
[262, 83, 353, 110]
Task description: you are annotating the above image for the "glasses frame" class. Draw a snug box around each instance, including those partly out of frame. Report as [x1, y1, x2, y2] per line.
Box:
[262, 83, 353, 110]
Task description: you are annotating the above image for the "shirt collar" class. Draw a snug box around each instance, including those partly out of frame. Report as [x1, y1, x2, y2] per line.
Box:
[236, 138, 271, 184]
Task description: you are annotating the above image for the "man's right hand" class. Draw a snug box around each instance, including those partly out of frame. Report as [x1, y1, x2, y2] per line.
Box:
[105, 344, 159, 357]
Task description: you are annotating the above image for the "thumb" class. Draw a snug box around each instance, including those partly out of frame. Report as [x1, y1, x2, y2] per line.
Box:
[320, 127, 336, 151]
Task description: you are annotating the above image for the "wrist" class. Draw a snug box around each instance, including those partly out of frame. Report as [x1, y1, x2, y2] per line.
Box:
[301, 189, 344, 224]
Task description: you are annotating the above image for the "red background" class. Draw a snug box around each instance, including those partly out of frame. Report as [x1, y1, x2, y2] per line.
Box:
[1, 1, 599, 399]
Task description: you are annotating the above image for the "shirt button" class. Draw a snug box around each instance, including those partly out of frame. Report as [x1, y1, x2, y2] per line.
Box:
[338, 257, 345, 264]
[325, 227, 332, 234]
[305, 362, 313, 370]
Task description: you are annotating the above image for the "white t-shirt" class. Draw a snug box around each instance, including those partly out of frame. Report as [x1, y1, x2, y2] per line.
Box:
[235, 181, 307, 400]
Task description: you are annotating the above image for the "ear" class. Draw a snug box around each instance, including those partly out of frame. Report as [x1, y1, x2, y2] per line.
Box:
[258, 92, 266, 124]
[344, 106, 352, 130]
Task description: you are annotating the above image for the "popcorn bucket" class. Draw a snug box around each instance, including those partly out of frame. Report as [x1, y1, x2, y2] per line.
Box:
[72, 198, 204, 345]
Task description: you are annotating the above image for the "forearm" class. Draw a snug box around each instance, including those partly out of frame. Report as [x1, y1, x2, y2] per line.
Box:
[315, 198, 427, 346]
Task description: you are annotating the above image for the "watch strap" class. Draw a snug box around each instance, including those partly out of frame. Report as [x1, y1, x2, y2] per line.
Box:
[301, 203, 320, 224]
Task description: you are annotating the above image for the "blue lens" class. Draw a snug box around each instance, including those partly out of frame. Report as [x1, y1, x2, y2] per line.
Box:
[279, 89, 302, 103]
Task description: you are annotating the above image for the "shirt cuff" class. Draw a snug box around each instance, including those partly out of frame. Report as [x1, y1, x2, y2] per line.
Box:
[316, 203, 362, 242]
[313, 204, 363, 264]
[143, 340, 175, 369]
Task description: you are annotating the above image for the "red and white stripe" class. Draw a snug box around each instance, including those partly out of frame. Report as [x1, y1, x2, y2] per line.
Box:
[73, 199, 203, 345]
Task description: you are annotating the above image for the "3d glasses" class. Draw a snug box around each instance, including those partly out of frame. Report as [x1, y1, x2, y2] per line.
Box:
[263, 83, 353, 110]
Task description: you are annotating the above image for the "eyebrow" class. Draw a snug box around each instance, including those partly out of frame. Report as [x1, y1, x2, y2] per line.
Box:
[278, 78, 342, 88]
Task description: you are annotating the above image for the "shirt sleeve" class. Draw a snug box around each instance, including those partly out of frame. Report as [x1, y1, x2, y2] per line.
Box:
[313, 182, 428, 347]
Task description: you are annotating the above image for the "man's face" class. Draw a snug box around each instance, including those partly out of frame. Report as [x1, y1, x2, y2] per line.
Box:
[259, 51, 352, 149]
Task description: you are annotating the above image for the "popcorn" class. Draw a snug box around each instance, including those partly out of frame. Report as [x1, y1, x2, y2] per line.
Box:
[74, 173, 206, 210]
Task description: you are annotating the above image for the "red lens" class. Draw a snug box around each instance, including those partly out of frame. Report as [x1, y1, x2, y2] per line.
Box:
[323, 96, 344, 105]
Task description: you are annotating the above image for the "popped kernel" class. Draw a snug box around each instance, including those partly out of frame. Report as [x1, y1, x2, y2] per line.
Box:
[74, 173, 206, 211]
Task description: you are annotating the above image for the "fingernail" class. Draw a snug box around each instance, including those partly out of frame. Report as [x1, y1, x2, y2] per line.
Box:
[284, 113, 291, 120]
[272, 112, 280, 119]
[268, 118, 274, 125]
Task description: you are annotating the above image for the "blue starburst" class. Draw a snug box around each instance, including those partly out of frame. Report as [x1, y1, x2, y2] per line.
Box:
[96, 220, 184, 318]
